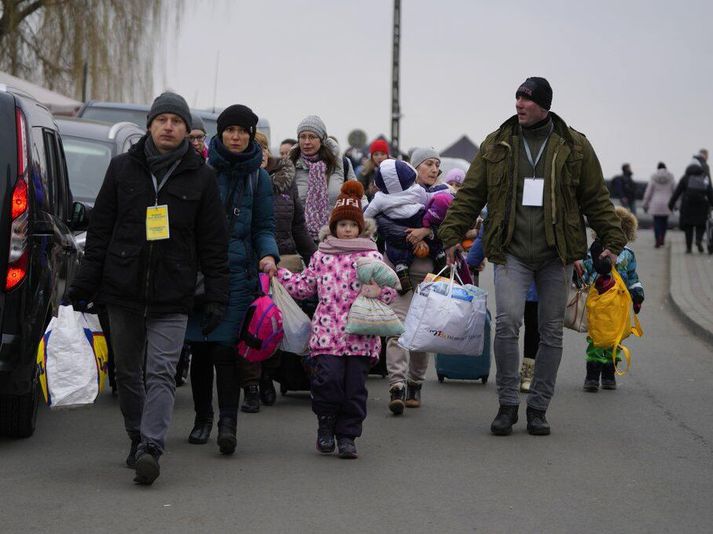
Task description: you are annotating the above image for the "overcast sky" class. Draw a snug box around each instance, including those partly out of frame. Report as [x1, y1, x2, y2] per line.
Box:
[157, 0, 713, 180]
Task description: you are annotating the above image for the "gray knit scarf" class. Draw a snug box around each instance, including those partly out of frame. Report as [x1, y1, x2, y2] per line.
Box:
[144, 135, 189, 179]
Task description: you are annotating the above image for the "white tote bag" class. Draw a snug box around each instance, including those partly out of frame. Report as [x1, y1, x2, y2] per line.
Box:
[270, 278, 312, 355]
[42, 305, 100, 408]
[398, 267, 488, 355]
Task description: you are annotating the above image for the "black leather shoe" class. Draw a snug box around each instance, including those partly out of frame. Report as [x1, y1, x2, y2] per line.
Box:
[337, 437, 358, 459]
[526, 406, 551, 436]
[241, 384, 260, 413]
[188, 417, 213, 444]
[490, 404, 519, 436]
[217, 417, 237, 455]
[316, 415, 336, 454]
[259, 376, 277, 406]
[134, 443, 161, 485]
[126, 438, 140, 468]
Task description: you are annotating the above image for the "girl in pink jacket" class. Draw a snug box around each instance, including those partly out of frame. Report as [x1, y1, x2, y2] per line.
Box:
[277, 182, 396, 459]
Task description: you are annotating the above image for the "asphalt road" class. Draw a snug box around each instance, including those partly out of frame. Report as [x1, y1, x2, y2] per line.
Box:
[1, 229, 711, 534]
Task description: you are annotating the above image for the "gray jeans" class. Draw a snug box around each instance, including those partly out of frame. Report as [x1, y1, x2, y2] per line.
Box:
[107, 306, 188, 453]
[493, 254, 572, 411]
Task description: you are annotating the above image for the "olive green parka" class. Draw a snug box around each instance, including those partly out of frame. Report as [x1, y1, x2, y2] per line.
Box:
[439, 113, 626, 264]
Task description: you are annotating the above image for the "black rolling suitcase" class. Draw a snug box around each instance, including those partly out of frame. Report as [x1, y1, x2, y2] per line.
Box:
[274, 351, 313, 395]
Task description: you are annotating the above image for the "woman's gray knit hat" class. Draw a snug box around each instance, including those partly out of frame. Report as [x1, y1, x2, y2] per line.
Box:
[190, 113, 206, 133]
[410, 147, 441, 169]
[146, 92, 192, 130]
[297, 115, 327, 141]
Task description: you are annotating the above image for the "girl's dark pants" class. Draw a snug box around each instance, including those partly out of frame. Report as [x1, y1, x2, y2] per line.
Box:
[653, 215, 669, 246]
[311, 355, 371, 439]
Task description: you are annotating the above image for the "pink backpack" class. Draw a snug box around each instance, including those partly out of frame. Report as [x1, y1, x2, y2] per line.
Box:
[237, 273, 284, 362]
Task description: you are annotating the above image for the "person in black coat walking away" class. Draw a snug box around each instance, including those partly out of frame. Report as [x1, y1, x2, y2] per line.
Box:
[612, 163, 638, 215]
[669, 157, 713, 253]
[68, 92, 229, 485]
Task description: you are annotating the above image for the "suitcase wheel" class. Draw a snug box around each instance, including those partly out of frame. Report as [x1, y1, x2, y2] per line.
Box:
[481, 375, 488, 384]
[437, 374, 444, 383]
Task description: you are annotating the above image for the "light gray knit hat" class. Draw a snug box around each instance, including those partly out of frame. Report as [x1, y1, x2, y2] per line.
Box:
[190, 113, 206, 133]
[297, 115, 327, 141]
[410, 147, 441, 169]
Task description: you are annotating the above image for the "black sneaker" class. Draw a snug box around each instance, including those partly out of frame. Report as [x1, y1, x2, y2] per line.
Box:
[526, 406, 551, 436]
[259, 376, 277, 406]
[490, 404, 519, 436]
[240, 384, 260, 413]
[395, 265, 413, 295]
[697, 241, 704, 253]
[316, 415, 336, 454]
[126, 438, 140, 468]
[337, 437, 358, 459]
[388, 386, 406, 415]
[133, 444, 161, 485]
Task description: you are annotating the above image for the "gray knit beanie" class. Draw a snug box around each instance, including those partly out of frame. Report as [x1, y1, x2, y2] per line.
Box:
[410, 147, 441, 169]
[297, 115, 327, 141]
[146, 92, 192, 130]
[190, 113, 206, 133]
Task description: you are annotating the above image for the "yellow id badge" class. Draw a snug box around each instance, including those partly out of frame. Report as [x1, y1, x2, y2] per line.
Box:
[146, 205, 170, 241]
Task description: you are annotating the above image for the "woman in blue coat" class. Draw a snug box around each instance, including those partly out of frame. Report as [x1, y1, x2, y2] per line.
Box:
[186, 105, 279, 455]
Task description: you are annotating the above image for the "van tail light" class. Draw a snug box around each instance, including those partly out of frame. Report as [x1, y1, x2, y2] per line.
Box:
[5, 108, 30, 291]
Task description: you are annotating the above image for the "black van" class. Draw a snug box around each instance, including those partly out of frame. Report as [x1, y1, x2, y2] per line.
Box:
[0, 85, 80, 437]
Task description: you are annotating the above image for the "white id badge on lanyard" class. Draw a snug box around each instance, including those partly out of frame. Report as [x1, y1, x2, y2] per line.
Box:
[523, 178, 544, 207]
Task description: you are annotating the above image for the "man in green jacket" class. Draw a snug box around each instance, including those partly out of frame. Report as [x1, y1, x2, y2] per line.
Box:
[440, 77, 626, 436]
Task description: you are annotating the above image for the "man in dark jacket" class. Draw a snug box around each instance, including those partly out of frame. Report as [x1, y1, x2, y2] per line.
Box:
[68, 92, 229, 485]
[612, 163, 638, 215]
[440, 77, 626, 437]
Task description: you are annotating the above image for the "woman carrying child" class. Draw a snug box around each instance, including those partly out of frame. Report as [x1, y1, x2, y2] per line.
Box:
[277, 181, 396, 459]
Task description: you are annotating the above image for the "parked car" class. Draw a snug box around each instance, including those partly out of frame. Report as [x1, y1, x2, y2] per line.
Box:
[76, 101, 272, 144]
[56, 118, 144, 250]
[0, 85, 81, 437]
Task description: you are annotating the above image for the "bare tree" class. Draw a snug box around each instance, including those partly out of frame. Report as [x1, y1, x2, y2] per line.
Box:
[0, 0, 182, 102]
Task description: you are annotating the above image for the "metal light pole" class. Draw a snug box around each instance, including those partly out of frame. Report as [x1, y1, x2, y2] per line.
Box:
[391, 0, 401, 156]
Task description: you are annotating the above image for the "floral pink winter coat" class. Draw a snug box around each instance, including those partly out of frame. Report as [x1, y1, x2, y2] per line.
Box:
[277, 227, 396, 361]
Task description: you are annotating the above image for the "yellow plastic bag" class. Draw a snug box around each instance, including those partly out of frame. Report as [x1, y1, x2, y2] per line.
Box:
[586, 269, 643, 375]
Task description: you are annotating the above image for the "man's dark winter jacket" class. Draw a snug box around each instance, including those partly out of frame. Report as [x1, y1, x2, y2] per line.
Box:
[71, 135, 229, 315]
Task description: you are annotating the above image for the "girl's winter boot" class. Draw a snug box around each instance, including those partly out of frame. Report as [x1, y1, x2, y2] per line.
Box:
[337, 437, 358, 459]
[601, 362, 617, 390]
[583, 362, 601, 392]
[316, 415, 337, 454]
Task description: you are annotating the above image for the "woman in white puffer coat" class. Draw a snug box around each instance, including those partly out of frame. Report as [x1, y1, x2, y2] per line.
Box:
[643, 162, 676, 247]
